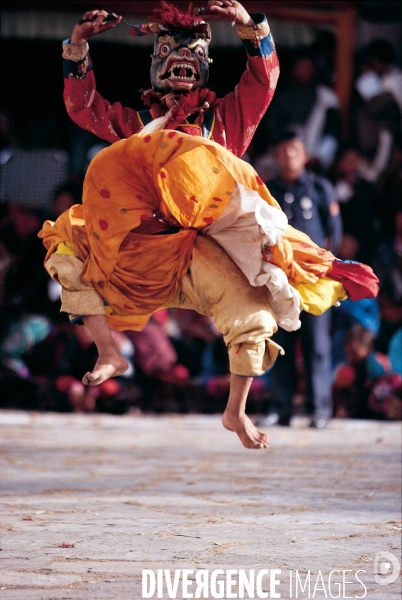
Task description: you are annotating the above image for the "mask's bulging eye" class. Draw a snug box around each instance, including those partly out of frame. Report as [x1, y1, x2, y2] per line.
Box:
[158, 43, 172, 58]
[194, 45, 205, 60]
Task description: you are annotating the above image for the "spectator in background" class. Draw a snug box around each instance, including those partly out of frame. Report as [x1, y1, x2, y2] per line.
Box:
[378, 133, 402, 237]
[363, 40, 402, 114]
[352, 40, 401, 185]
[331, 297, 381, 369]
[0, 319, 135, 414]
[170, 309, 221, 379]
[0, 312, 52, 410]
[0, 203, 50, 317]
[45, 324, 135, 413]
[51, 180, 83, 219]
[0, 177, 84, 331]
[256, 131, 342, 429]
[261, 52, 342, 172]
[373, 210, 402, 355]
[126, 316, 189, 375]
[332, 145, 379, 265]
[125, 312, 193, 412]
[332, 324, 391, 419]
[388, 328, 402, 376]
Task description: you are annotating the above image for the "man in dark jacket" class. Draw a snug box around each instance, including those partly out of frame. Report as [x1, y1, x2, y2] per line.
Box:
[258, 131, 342, 428]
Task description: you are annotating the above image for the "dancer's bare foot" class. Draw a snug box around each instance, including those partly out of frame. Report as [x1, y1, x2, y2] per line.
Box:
[82, 353, 128, 386]
[222, 410, 269, 449]
[80, 315, 129, 386]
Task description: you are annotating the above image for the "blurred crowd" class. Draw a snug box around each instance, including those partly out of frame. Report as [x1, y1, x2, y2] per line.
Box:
[0, 38, 401, 421]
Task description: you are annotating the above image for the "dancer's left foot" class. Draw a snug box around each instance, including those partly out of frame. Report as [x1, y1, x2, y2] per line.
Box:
[222, 411, 269, 449]
[82, 354, 128, 386]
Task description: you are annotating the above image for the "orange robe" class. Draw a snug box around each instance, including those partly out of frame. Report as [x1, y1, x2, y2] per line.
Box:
[39, 130, 341, 331]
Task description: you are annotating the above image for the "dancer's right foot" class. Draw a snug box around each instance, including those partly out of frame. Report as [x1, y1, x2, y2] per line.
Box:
[222, 411, 269, 449]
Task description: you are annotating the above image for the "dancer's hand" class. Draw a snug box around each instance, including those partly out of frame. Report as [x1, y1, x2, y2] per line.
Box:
[201, 1, 254, 26]
[71, 10, 122, 45]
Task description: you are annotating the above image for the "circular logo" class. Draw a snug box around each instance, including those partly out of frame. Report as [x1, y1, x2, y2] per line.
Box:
[374, 551, 401, 585]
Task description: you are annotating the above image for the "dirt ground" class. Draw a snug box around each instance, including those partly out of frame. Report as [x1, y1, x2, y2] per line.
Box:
[1, 410, 401, 599]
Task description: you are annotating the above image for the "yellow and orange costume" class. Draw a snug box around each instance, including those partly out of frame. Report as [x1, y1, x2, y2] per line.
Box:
[39, 130, 377, 377]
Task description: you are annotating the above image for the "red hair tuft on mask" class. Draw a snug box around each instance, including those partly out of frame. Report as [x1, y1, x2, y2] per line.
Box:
[150, 1, 203, 30]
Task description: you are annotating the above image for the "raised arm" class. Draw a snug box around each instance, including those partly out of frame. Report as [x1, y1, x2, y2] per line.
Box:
[199, 0, 255, 26]
[63, 10, 143, 142]
[204, 1, 280, 157]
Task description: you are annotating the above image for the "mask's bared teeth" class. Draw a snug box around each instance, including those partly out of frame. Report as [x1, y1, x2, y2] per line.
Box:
[164, 60, 199, 81]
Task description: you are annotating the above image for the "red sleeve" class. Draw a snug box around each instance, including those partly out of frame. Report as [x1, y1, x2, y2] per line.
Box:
[63, 55, 143, 142]
[214, 23, 280, 158]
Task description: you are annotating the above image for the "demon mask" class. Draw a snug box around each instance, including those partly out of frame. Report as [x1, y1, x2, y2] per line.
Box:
[151, 29, 210, 93]
[130, 2, 212, 95]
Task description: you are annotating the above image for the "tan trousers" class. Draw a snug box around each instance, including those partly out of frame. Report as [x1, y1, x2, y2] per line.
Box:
[45, 235, 282, 376]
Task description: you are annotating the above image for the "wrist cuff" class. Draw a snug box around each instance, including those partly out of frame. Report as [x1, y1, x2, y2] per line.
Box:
[62, 39, 89, 62]
[236, 13, 270, 42]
